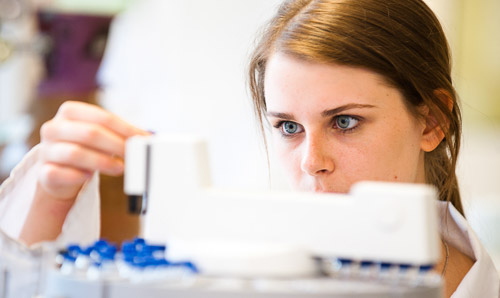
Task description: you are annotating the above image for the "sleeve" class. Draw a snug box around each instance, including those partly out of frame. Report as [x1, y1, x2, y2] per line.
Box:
[0, 145, 100, 247]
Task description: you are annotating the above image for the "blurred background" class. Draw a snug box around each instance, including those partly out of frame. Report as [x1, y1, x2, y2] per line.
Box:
[0, 0, 498, 270]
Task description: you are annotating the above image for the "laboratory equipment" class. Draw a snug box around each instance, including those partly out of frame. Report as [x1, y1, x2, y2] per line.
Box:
[32, 134, 444, 297]
[123, 134, 441, 277]
[1, 134, 443, 297]
[43, 238, 442, 298]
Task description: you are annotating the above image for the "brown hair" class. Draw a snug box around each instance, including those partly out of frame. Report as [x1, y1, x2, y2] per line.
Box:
[248, 0, 464, 215]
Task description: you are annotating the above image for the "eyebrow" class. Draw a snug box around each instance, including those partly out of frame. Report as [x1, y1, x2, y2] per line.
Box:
[266, 103, 376, 120]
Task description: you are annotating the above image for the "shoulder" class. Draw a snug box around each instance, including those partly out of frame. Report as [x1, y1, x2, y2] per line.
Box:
[437, 202, 500, 297]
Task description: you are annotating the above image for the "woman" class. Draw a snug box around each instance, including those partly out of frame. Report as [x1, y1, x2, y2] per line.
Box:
[247, 1, 499, 296]
[0, 0, 498, 296]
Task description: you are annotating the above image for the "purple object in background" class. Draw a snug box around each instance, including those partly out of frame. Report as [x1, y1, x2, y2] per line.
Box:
[37, 11, 112, 97]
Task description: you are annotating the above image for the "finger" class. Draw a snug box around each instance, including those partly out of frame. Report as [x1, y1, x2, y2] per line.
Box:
[41, 119, 126, 158]
[41, 142, 124, 176]
[55, 101, 150, 138]
[39, 163, 92, 199]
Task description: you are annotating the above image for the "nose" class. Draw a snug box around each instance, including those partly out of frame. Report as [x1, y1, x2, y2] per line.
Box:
[300, 134, 335, 176]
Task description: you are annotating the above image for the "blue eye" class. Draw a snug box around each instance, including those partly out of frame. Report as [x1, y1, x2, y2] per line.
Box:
[335, 116, 359, 130]
[282, 121, 299, 134]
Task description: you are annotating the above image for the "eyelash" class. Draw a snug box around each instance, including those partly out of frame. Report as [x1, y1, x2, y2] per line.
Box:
[272, 115, 362, 138]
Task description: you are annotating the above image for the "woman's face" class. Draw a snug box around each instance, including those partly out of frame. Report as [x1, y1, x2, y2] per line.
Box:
[264, 53, 427, 193]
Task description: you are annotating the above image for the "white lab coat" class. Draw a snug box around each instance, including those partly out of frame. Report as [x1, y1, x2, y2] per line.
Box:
[0, 146, 499, 297]
[0, 145, 100, 247]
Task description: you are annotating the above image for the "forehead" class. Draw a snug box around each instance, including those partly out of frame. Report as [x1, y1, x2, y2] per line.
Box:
[264, 53, 402, 113]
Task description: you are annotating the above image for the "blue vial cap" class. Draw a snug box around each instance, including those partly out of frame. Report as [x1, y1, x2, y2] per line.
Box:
[134, 251, 152, 259]
[337, 258, 353, 265]
[140, 245, 153, 254]
[89, 249, 103, 262]
[123, 250, 137, 258]
[122, 242, 136, 252]
[94, 244, 117, 258]
[100, 251, 116, 260]
[149, 259, 164, 267]
[419, 264, 434, 272]
[63, 253, 77, 262]
[81, 247, 93, 256]
[66, 245, 81, 257]
[133, 237, 146, 244]
[94, 239, 108, 247]
[142, 245, 167, 254]
[132, 255, 150, 264]
[360, 260, 374, 268]
[148, 245, 166, 252]
[67, 244, 80, 251]
[379, 262, 392, 270]
[106, 245, 118, 254]
[399, 264, 412, 271]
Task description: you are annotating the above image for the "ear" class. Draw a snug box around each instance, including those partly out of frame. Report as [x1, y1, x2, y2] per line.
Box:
[420, 89, 453, 152]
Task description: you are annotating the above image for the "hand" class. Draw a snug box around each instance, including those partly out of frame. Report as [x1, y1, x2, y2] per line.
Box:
[37, 101, 149, 200]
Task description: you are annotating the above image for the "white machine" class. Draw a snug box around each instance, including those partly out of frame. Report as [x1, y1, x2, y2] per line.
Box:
[40, 134, 444, 298]
[124, 134, 440, 277]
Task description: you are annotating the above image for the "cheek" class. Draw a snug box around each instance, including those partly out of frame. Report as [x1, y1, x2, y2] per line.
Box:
[348, 123, 422, 182]
[272, 136, 303, 180]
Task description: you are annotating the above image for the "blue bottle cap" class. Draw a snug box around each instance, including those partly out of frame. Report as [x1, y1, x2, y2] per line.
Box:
[379, 262, 392, 270]
[63, 253, 77, 262]
[133, 237, 146, 244]
[67, 244, 80, 251]
[81, 247, 93, 256]
[100, 250, 116, 261]
[337, 258, 353, 265]
[66, 245, 81, 258]
[360, 260, 374, 268]
[106, 245, 118, 254]
[122, 242, 136, 252]
[148, 245, 167, 252]
[94, 239, 108, 247]
[419, 264, 434, 272]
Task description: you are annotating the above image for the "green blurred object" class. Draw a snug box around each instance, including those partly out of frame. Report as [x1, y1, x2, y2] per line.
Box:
[47, 0, 136, 15]
[0, 39, 12, 64]
[456, 0, 500, 124]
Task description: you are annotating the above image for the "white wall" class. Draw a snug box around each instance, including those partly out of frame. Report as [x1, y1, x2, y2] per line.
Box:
[98, 0, 285, 190]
